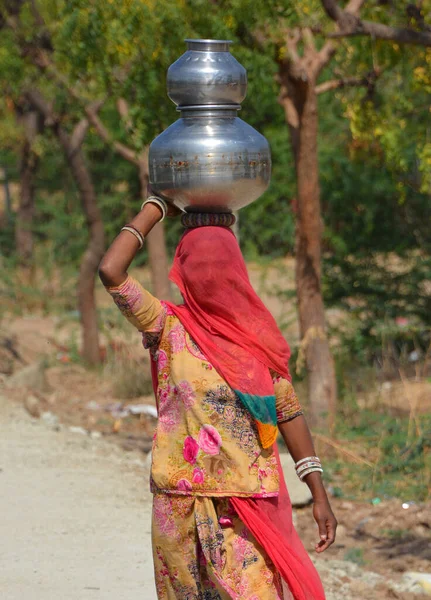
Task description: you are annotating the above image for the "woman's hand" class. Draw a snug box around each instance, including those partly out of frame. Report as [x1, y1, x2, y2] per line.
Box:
[166, 202, 183, 218]
[313, 497, 337, 553]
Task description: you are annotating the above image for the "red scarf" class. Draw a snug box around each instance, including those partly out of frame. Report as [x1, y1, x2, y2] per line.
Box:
[166, 226, 291, 448]
[162, 226, 325, 599]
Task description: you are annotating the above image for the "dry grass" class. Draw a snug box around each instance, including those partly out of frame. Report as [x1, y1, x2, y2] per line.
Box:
[104, 347, 154, 400]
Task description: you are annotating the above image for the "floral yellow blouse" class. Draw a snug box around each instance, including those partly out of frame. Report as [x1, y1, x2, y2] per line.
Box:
[107, 276, 303, 498]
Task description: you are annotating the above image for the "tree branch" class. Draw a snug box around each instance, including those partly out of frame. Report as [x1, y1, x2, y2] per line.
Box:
[285, 28, 302, 63]
[116, 98, 134, 132]
[345, 0, 366, 16]
[70, 118, 90, 155]
[23, 88, 56, 125]
[321, 0, 431, 47]
[302, 27, 316, 52]
[328, 21, 431, 46]
[317, 40, 337, 69]
[315, 69, 381, 94]
[29, 51, 139, 165]
[85, 103, 138, 165]
[315, 0, 364, 70]
[3, 8, 141, 166]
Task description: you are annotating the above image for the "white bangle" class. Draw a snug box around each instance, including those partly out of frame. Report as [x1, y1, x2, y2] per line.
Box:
[296, 461, 322, 475]
[120, 226, 144, 249]
[141, 196, 168, 222]
[295, 456, 320, 468]
[298, 467, 323, 481]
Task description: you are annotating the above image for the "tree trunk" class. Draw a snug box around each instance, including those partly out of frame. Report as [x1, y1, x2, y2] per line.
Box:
[27, 89, 105, 366]
[57, 127, 105, 365]
[138, 159, 172, 300]
[280, 66, 337, 429]
[16, 111, 39, 264]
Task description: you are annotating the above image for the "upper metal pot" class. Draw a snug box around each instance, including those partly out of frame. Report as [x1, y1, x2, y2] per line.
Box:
[149, 39, 271, 213]
[167, 39, 247, 107]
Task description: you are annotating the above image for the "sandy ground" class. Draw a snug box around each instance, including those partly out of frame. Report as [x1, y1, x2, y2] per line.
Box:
[1, 389, 430, 600]
[0, 393, 157, 600]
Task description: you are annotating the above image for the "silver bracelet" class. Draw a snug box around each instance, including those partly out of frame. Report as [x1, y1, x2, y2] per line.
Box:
[120, 226, 144, 249]
[295, 456, 320, 468]
[141, 196, 168, 222]
[296, 461, 322, 476]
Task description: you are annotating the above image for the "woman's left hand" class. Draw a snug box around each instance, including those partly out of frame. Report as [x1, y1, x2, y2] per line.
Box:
[313, 498, 337, 553]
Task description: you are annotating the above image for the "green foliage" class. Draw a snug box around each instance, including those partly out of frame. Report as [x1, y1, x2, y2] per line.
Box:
[326, 408, 431, 501]
[0, 0, 430, 388]
[324, 253, 431, 372]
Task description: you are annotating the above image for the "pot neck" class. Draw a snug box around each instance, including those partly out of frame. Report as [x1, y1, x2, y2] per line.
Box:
[185, 39, 232, 52]
[177, 105, 240, 118]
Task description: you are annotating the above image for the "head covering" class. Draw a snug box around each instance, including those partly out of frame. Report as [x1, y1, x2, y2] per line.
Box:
[166, 226, 291, 448]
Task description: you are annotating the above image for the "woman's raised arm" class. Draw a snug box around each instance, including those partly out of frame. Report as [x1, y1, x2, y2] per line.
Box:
[98, 202, 164, 287]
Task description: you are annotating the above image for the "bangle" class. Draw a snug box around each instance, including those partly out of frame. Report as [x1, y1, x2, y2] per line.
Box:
[296, 461, 322, 475]
[298, 467, 323, 481]
[120, 225, 145, 249]
[141, 196, 168, 222]
[295, 456, 320, 468]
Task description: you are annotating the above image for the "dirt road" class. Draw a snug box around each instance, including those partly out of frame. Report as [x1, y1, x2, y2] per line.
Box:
[1, 391, 429, 600]
[0, 394, 157, 600]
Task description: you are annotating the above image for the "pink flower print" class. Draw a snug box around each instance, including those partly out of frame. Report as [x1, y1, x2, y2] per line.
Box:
[233, 535, 248, 563]
[162, 301, 175, 316]
[167, 324, 186, 353]
[177, 478, 192, 492]
[198, 425, 222, 456]
[233, 530, 256, 566]
[183, 436, 199, 465]
[219, 516, 234, 527]
[153, 495, 177, 537]
[192, 467, 204, 484]
[157, 384, 179, 432]
[176, 380, 196, 409]
[112, 278, 143, 313]
[157, 384, 171, 409]
[186, 336, 208, 361]
[157, 349, 168, 371]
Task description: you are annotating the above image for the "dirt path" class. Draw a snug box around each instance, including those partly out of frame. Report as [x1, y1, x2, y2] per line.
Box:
[1, 391, 429, 600]
[0, 394, 157, 600]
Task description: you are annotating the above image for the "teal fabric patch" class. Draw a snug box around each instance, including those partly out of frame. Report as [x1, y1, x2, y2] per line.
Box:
[234, 390, 277, 425]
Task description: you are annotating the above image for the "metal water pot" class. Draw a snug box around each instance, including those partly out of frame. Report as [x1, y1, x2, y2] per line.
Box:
[148, 39, 271, 213]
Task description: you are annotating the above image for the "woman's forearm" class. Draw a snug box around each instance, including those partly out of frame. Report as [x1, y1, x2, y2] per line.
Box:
[278, 415, 328, 502]
[99, 203, 163, 287]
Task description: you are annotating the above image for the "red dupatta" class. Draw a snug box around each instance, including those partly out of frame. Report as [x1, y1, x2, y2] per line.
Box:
[166, 226, 291, 448]
[152, 226, 325, 599]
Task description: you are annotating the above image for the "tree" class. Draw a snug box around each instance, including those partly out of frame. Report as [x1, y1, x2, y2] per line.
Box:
[277, 0, 431, 425]
[23, 89, 105, 365]
[15, 107, 41, 264]
[0, 3, 104, 364]
[30, 0, 191, 299]
[182, 0, 431, 426]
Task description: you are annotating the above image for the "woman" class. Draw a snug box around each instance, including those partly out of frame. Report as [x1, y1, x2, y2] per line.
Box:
[99, 197, 337, 600]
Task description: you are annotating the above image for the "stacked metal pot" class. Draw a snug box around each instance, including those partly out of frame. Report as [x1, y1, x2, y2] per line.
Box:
[148, 39, 271, 213]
